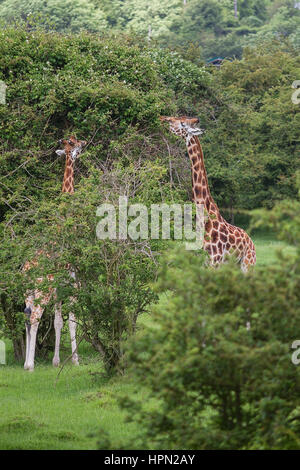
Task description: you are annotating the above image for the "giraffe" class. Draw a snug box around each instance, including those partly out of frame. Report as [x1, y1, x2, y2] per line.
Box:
[23, 136, 86, 371]
[160, 116, 256, 271]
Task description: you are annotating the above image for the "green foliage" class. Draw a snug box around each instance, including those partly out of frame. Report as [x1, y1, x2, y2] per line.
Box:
[0, 360, 141, 449]
[0, 4, 300, 452]
[0, 25, 211, 367]
[251, 174, 300, 247]
[98, 184, 300, 448]
[180, 0, 224, 38]
[1, 0, 300, 58]
[238, 0, 268, 21]
[201, 42, 300, 211]
[246, 4, 300, 50]
[0, 26, 207, 221]
[1, 26, 299, 370]
[0, 0, 107, 33]
[119, 0, 183, 38]
[0, 170, 158, 372]
[103, 228, 300, 449]
[145, 48, 209, 96]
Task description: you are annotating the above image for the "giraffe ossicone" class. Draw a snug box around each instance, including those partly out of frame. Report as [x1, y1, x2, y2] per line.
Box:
[160, 116, 256, 271]
[23, 136, 86, 371]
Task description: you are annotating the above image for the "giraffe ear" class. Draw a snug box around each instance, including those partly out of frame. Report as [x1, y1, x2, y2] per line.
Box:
[56, 149, 65, 156]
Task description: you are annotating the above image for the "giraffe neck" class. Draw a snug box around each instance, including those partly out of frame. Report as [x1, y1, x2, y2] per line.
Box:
[62, 152, 74, 194]
[186, 136, 220, 218]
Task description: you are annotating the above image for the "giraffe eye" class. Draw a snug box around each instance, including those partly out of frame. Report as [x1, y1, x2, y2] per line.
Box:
[68, 140, 74, 145]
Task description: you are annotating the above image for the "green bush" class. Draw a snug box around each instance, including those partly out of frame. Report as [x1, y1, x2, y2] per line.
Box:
[103, 246, 300, 449]
[201, 41, 300, 212]
[101, 196, 300, 448]
[0, 26, 210, 222]
[0, 163, 166, 371]
[0, 25, 211, 365]
[0, 0, 107, 33]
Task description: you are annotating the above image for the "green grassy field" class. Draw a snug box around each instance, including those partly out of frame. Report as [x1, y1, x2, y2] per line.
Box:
[253, 231, 296, 267]
[0, 356, 142, 449]
[0, 232, 296, 450]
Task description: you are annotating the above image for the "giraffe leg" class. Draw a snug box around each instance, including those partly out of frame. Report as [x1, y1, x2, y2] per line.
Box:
[241, 251, 255, 273]
[24, 293, 34, 370]
[241, 260, 248, 273]
[24, 322, 32, 370]
[25, 304, 44, 372]
[69, 309, 79, 365]
[25, 317, 41, 371]
[52, 301, 63, 367]
[68, 272, 79, 365]
[24, 288, 51, 371]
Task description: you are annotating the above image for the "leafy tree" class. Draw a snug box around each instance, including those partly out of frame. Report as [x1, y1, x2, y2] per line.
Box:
[238, 0, 268, 21]
[0, 25, 210, 364]
[202, 40, 300, 213]
[0, 163, 162, 372]
[0, 0, 107, 33]
[119, 0, 183, 38]
[1, 0, 299, 59]
[99, 196, 300, 447]
[251, 172, 300, 247]
[246, 4, 300, 48]
[179, 0, 224, 39]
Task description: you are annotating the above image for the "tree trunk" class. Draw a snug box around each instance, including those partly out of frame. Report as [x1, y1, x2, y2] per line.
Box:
[1, 293, 25, 362]
[234, 0, 238, 19]
[148, 24, 152, 42]
[235, 386, 242, 427]
[12, 336, 25, 362]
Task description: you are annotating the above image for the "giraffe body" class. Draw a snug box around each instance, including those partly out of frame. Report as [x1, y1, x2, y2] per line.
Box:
[160, 116, 256, 271]
[23, 137, 86, 371]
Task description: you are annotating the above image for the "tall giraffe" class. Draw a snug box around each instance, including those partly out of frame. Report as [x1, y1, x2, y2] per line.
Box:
[23, 136, 86, 371]
[160, 116, 256, 271]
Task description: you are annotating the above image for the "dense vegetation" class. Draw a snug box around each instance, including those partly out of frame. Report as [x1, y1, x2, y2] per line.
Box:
[0, 0, 300, 450]
[0, 0, 300, 59]
[0, 26, 210, 367]
[104, 198, 300, 450]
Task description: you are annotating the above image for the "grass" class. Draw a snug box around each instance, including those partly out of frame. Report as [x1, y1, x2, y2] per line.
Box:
[0, 347, 142, 449]
[0, 231, 296, 450]
[252, 230, 296, 267]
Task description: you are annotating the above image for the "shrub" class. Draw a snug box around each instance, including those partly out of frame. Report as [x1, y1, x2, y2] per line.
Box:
[101, 195, 300, 448]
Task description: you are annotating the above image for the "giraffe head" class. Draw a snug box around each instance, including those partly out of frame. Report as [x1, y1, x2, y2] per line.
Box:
[160, 116, 204, 142]
[55, 136, 87, 160]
